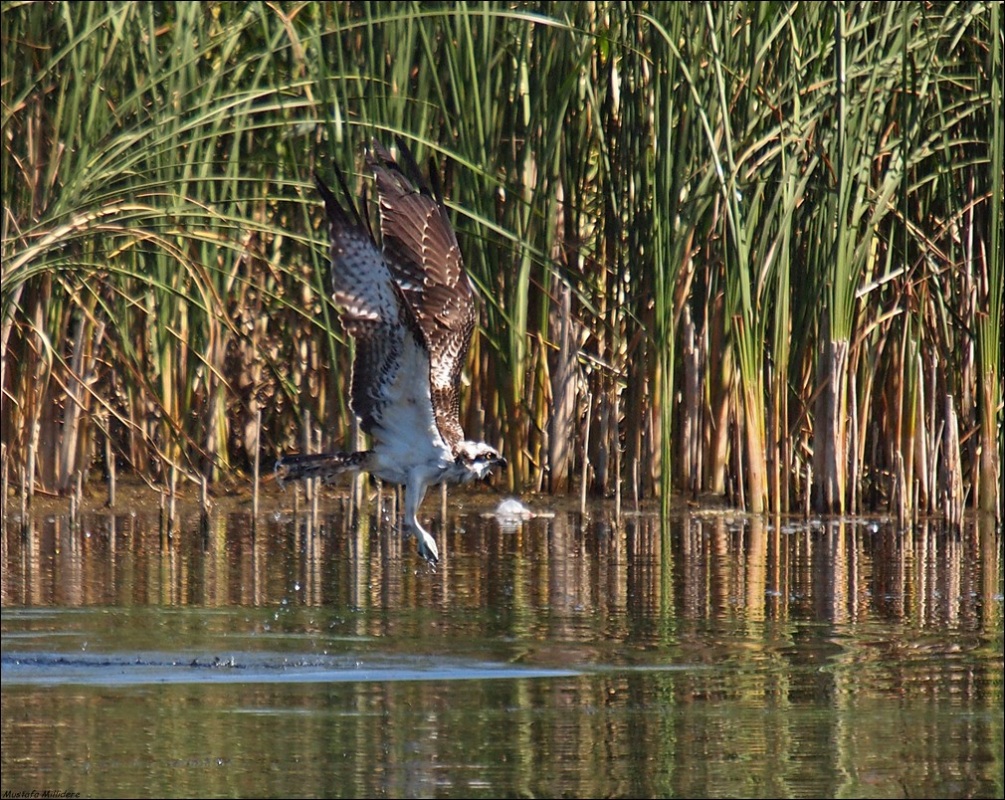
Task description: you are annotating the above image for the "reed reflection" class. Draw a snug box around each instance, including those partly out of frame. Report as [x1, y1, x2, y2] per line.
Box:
[2, 501, 998, 636]
[2, 501, 1001, 800]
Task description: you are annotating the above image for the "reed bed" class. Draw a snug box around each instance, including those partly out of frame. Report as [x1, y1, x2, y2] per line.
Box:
[2, 1, 1001, 522]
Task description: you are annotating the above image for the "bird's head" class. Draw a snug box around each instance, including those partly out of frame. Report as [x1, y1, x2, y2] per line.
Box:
[454, 440, 507, 481]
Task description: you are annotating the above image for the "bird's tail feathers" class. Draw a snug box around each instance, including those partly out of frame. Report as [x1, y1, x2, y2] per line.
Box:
[275, 451, 371, 485]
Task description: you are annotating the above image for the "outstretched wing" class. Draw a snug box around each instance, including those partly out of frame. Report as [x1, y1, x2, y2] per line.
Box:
[314, 171, 447, 455]
[366, 137, 476, 451]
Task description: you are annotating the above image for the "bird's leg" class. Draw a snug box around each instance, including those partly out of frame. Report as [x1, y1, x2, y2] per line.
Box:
[403, 476, 438, 565]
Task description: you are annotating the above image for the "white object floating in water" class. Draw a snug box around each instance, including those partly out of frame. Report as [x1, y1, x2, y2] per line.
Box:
[481, 498, 555, 533]
[494, 498, 533, 519]
[482, 497, 541, 532]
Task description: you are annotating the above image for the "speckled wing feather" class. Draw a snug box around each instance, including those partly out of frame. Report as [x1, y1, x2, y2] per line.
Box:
[314, 170, 440, 449]
[366, 138, 476, 451]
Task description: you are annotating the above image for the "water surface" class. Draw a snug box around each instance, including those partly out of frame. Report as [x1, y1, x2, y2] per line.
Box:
[2, 490, 1002, 798]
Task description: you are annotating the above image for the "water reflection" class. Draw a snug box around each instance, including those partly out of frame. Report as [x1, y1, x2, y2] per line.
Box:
[2, 495, 1002, 799]
[5, 504, 1000, 627]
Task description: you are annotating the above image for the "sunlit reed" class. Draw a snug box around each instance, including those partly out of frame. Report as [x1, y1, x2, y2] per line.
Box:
[1, 2, 1000, 522]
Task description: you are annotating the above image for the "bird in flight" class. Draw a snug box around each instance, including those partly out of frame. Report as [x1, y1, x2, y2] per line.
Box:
[276, 137, 506, 564]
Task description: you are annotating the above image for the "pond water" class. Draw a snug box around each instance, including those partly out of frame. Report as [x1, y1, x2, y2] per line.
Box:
[1, 488, 1002, 799]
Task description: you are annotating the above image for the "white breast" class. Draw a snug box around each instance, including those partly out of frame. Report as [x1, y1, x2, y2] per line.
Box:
[367, 333, 452, 486]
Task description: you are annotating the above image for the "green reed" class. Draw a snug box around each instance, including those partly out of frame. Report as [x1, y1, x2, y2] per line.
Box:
[2, 1, 999, 523]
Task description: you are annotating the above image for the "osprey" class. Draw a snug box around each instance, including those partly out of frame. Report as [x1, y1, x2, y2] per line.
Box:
[276, 138, 506, 564]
